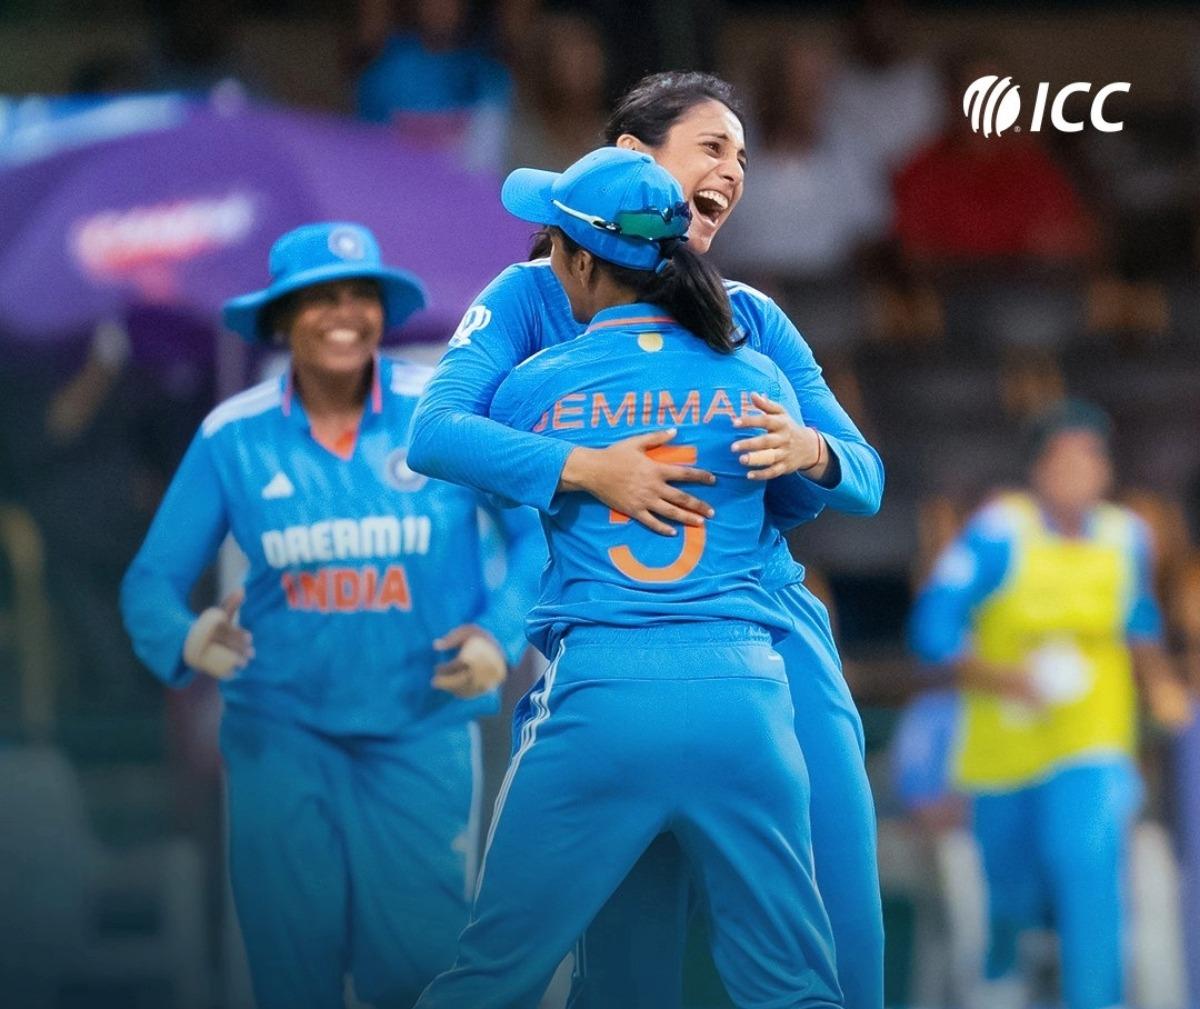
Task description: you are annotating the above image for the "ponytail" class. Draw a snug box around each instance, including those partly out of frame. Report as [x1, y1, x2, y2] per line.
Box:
[636, 245, 739, 353]
[549, 227, 740, 353]
[528, 227, 553, 261]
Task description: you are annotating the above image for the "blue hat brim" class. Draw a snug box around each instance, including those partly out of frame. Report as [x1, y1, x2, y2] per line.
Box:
[500, 168, 559, 227]
[501, 162, 667, 271]
[222, 261, 428, 342]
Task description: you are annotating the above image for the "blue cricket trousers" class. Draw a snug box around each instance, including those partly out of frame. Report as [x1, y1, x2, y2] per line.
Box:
[221, 707, 480, 1009]
[569, 582, 883, 1009]
[415, 622, 843, 1009]
[973, 759, 1141, 1009]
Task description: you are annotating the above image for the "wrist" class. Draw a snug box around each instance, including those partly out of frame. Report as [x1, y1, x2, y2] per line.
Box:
[797, 428, 831, 481]
[559, 446, 599, 493]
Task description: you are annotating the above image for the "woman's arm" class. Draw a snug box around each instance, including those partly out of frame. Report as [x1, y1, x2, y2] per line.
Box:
[1126, 520, 1192, 729]
[733, 286, 884, 515]
[908, 515, 1037, 702]
[408, 269, 714, 532]
[120, 430, 232, 686]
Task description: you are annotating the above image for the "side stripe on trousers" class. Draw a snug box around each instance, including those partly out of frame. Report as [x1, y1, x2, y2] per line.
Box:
[474, 640, 567, 899]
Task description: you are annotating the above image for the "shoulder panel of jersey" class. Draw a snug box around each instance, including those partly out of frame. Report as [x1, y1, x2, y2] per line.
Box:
[495, 334, 615, 429]
[973, 492, 1029, 542]
[723, 278, 772, 303]
[387, 357, 434, 398]
[732, 343, 787, 387]
[1092, 502, 1140, 552]
[201, 377, 282, 438]
[723, 278, 782, 345]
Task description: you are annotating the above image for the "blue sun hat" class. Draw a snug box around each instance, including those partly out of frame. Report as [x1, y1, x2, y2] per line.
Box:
[222, 222, 427, 341]
[501, 147, 691, 272]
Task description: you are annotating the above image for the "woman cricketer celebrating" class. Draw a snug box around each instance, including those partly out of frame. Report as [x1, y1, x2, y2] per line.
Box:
[407, 73, 885, 1009]
[416, 146, 842, 1009]
[121, 222, 544, 1009]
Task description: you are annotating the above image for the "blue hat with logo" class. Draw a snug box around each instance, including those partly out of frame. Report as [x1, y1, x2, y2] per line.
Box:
[222, 222, 427, 341]
[501, 147, 691, 271]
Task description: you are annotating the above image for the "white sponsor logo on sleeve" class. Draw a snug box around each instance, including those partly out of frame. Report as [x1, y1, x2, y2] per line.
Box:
[448, 304, 492, 348]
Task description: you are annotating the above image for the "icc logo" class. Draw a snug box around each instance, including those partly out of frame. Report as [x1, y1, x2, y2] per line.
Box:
[963, 76, 1131, 137]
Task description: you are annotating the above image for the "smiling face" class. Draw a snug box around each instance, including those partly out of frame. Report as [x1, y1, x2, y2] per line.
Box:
[279, 278, 384, 379]
[616, 99, 746, 254]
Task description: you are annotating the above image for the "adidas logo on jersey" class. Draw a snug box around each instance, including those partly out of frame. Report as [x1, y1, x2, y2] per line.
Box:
[262, 472, 295, 499]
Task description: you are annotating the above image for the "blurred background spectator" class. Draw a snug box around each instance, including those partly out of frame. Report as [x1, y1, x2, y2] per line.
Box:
[715, 35, 889, 355]
[3, 2, 1200, 1007]
[352, 0, 512, 172]
[893, 47, 1097, 271]
[504, 8, 607, 172]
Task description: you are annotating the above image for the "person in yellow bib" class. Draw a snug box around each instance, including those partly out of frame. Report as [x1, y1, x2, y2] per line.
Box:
[910, 398, 1192, 1009]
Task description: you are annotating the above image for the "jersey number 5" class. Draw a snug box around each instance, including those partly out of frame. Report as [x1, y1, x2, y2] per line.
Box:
[608, 445, 707, 583]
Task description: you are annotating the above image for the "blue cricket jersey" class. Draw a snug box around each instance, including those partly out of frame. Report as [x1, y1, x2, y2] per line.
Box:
[121, 356, 545, 737]
[407, 259, 884, 592]
[489, 303, 810, 655]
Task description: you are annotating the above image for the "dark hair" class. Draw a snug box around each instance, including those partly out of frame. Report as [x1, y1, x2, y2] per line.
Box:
[551, 227, 740, 354]
[1025, 397, 1113, 466]
[603, 71, 745, 147]
[259, 277, 383, 344]
[528, 72, 745, 262]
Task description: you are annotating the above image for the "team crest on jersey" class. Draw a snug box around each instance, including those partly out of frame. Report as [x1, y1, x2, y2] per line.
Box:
[385, 448, 428, 492]
[448, 304, 492, 348]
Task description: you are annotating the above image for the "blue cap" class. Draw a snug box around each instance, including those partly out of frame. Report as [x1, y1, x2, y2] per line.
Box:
[501, 147, 689, 271]
[222, 222, 427, 342]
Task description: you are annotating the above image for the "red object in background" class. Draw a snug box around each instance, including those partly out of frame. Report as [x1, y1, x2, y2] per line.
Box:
[893, 134, 1094, 264]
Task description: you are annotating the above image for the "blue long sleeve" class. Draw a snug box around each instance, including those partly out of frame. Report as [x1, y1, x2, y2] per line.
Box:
[407, 265, 574, 511]
[1126, 518, 1164, 642]
[473, 502, 546, 663]
[761, 363, 826, 532]
[732, 284, 884, 516]
[120, 430, 229, 687]
[909, 512, 1013, 667]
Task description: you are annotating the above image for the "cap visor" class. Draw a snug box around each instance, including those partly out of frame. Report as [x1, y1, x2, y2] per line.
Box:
[501, 167, 559, 226]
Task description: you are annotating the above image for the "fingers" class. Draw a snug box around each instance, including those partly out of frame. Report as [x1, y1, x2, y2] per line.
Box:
[658, 464, 716, 487]
[739, 447, 786, 470]
[213, 622, 254, 659]
[220, 587, 245, 620]
[649, 500, 708, 527]
[432, 634, 506, 699]
[203, 643, 245, 680]
[749, 391, 785, 413]
[745, 461, 790, 481]
[431, 665, 479, 698]
[731, 392, 786, 429]
[731, 431, 784, 455]
[626, 427, 678, 450]
[433, 623, 477, 651]
[633, 510, 677, 537]
[660, 486, 714, 520]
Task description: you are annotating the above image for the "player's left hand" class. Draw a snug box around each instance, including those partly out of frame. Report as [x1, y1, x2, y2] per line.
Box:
[731, 392, 822, 480]
[432, 624, 507, 699]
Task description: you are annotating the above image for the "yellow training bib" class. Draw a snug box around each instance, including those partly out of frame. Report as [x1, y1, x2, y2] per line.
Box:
[955, 493, 1138, 791]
